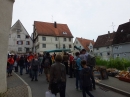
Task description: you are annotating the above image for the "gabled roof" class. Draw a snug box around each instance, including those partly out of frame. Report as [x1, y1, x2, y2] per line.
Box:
[76, 37, 95, 51]
[34, 21, 73, 38]
[11, 20, 32, 40]
[113, 22, 130, 44]
[94, 32, 116, 48]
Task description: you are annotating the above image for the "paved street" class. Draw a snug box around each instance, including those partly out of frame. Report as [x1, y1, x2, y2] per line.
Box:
[15, 69, 127, 97]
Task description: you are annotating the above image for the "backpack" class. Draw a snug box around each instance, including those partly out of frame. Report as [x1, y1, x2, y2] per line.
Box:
[31, 60, 38, 71]
[87, 54, 96, 67]
[73, 57, 80, 70]
[43, 57, 50, 68]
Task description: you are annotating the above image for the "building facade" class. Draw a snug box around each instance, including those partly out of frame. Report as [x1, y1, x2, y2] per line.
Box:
[94, 32, 116, 60]
[8, 20, 33, 54]
[112, 21, 130, 60]
[73, 37, 95, 54]
[33, 21, 74, 54]
[0, 0, 14, 93]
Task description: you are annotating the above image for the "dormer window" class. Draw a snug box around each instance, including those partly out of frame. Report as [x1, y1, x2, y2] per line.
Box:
[121, 30, 123, 32]
[63, 32, 67, 34]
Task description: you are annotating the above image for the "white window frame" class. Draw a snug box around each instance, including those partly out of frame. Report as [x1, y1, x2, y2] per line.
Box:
[17, 41, 22, 45]
[42, 44, 46, 48]
[42, 37, 46, 41]
[26, 41, 29, 45]
[17, 35, 20, 38]
[18, 47, 22, 51]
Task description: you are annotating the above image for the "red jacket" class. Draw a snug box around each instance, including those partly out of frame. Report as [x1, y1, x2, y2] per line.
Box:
[8, 58, 14, 65]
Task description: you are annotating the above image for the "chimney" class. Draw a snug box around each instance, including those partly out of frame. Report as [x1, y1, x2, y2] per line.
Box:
[108, 31, 110, 38]
[93, 39, 94, 42]
[54, 21, 57, 28]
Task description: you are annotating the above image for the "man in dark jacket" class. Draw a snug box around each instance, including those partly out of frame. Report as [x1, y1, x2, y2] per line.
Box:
[49, 54, 66, 97]
[80, 60, 94, 97]
[42, 52, 52, 82]
[19, 55, 24, 75]
[30, 55, 40, 81]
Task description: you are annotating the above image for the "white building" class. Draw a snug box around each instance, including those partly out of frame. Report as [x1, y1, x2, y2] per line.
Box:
[8, 20, 33, 54]
[94, 32, 116, 60]
[73, 37, 95, 54]
[0, 0, 14, 93]
[33, 21, 74, 54]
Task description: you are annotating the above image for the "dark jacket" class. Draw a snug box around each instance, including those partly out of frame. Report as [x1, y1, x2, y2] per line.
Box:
[19, 57, 24, 67]
[42, 56, 52, 67]
[80, 67, 92, 87]
[49, 62, 66, 88]
[30, 59, 40, 71]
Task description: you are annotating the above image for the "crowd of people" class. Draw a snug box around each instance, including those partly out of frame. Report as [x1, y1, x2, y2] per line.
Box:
[7, 49, 96, 97]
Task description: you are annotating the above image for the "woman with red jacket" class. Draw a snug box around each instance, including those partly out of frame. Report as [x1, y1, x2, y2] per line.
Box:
[7, 55, 14, 77]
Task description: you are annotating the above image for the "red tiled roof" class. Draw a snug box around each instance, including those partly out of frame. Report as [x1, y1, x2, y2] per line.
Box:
[76, 37, 95, 51]
[113, 22, 130, 44]
[94, 32, 116, 48]
[34, 21, 73, 38]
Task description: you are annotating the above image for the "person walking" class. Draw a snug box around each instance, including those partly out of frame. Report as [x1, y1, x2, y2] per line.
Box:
[80, 49, 96, 90]
[69, 53, 74, 78]
[49, 55, 66, 97]
[30, 55, 40, 81]
[19, 55, 25, 75]
[38, 54, 43, 75]
[75, 52, 82, 91]
[80, 60, 94, 97]
[42, 52, 52, 82]
[63, 52, 69, 74]
[7, 55, 14, 77]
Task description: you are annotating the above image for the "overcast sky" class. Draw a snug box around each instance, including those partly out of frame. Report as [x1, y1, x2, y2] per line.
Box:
[12, 0, 130, 41]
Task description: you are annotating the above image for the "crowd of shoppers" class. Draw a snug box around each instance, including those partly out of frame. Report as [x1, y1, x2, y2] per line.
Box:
[7, 49, 95, 97]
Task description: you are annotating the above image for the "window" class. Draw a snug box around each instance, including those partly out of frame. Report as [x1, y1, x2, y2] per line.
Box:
[42, 44, 46, 48]
[106, 46, 109, 49]
[63, 44, 66, 48]
[56, 44, 58, 48]
[115, 46, 119, 50]
[63, 32, 67, 34]
[26, 41, 30, 45]
[16, 29, 21, 33]
[42, 37, 46, 41]
[100, 53, 102, 56]
[89, 46, 93, 49]
[64, 38, 66, 41]
[76, 41, 78, 44]
[116, 54, 120, 57]
[26, 35, 29, 39]
[69, 44, 72, 48]
[17, 35, 20, 38]
[69, 38, 71, 42]
[55, 37, 58, 41]
[18, 47, 22, 51]
[107, 52, 110, 55]
[96, 48, 99, 50]
[17, 41, 23, 45]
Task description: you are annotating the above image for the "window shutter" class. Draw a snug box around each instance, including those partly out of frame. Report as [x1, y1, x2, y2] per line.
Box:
[29, 41, 30, 45]
[17, 41, 18, 44]
[22, 41, 23, 45]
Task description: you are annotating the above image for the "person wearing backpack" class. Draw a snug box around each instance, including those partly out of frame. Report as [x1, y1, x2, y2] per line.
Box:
[30, 55, 40, 81]
[80, 60, 94, 97]
[42, 52, 52, 82]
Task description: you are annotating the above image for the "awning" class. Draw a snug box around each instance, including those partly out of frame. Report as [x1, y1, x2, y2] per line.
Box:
[45, 49, 71, 53]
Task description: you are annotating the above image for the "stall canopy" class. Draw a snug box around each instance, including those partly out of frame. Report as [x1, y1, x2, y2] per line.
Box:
[45, 49, 71, 53]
